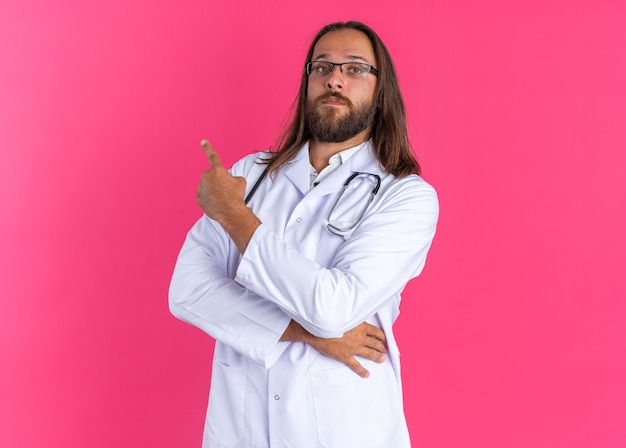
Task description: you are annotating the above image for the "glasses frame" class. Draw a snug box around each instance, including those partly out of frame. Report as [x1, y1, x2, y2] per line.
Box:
[326, 172, 382, 236]
[306, 61, 379, 78]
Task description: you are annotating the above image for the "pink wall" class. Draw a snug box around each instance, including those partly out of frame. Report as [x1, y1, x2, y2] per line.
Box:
[1, 1, 625, 447]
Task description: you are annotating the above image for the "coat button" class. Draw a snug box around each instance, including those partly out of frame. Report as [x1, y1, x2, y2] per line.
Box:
[296, 217, 302, 223]
[274, 394, 280, 400]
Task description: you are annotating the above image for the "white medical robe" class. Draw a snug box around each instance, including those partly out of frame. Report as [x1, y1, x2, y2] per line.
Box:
[169, 141, 439, 447]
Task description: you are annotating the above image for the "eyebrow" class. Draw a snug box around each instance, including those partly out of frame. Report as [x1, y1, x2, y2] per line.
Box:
[312, 53, 372, 64]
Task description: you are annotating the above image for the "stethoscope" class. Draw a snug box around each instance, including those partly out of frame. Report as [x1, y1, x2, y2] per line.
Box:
[244, 167, 381, 237]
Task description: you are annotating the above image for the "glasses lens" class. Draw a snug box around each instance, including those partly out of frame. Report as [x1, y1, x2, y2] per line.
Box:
[343, 63, 371, 78]
[309, 62, 332, 76]
[307, 62, 374, 78]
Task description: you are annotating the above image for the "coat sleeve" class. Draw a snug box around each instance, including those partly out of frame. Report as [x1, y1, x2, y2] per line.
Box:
[168, 157, 291, 368]
[235, 177, 439, 339]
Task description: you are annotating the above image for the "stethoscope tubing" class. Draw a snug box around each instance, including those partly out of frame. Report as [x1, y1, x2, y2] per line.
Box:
[243, 167, 380, 238]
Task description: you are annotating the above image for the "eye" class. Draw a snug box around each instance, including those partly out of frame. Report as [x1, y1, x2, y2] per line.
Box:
[346, 64, 366, 75]
[311, 62, 332, 74]
[316, 63, 332, 73]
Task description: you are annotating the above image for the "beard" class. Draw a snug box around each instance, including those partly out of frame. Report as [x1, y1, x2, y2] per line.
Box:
[305, 92, 377, 143]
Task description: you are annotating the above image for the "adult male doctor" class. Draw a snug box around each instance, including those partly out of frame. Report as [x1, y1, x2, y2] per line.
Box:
[169, 21, 438, 448]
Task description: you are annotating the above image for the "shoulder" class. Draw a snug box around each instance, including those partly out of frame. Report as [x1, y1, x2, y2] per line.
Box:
[230, 150, 272, 177]
[383, 173, 437, 200]
[377, 173, 439, 216]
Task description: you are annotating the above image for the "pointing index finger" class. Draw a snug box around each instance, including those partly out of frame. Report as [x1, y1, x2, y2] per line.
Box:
[200, 139, 223, 168]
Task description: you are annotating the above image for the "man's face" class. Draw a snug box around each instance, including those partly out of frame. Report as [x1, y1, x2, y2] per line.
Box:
[305, 29, 378, 143]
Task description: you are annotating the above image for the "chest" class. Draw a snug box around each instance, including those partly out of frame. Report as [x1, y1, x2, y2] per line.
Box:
[246, 173, 374, 265]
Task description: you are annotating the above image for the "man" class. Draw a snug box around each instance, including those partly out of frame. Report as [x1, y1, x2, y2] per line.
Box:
[169, 21, 438, 448]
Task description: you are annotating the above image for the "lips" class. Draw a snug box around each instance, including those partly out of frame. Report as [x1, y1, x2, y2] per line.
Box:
[317, 93, 350, 107]
[322, 96, 346, 105]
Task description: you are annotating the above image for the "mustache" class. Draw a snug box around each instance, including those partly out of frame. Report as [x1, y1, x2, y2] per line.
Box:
[311, 92, 353, 108]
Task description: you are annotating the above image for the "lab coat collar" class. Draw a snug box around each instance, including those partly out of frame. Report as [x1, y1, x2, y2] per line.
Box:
[283, 141, 313, 197]
[307, 140, 384, 199]
[282, 140, 384, 198]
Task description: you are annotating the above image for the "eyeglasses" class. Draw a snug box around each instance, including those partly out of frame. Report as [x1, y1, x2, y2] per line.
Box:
[326, 172, 382, 237]
[306, 61, 379, 79]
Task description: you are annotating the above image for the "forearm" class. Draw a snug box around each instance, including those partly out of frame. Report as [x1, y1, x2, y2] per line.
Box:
[280, 320, 316, 344]
[235, 181, 438, 338]
[169, 217, 290, 367]
[236, 223, 434, 337]
[216, 201, 262, 254]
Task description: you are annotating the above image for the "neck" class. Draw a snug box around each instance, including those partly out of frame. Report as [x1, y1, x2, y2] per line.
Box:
[309, 130, 370, 172]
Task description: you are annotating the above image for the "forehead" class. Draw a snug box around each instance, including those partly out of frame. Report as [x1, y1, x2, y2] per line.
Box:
[312, 29, 377, 65]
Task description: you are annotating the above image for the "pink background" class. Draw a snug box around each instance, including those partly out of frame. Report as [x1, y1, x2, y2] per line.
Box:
[1, 0, 625, 447]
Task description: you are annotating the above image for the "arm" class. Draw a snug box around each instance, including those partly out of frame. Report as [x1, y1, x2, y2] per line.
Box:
[236, 180, 438, 338]
[169, 210, 291, 368]
[196, 140, 260, 254]
[173, 142, 394, 372]
[169, 216, 386, 374]
[197, 140, 438, 339]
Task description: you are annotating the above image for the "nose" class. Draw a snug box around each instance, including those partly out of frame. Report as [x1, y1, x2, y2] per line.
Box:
[325, 65, 345, 90]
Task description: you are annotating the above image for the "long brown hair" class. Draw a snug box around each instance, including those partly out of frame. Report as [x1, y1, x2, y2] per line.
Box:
[264, 21, 421, 177]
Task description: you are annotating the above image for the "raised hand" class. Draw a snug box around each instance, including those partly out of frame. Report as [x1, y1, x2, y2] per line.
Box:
[196, 140, 261, 253]
[196, 139, 247, 222]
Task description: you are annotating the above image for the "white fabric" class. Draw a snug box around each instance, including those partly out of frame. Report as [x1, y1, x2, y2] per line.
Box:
[310, 143, 361, 187]
[169, 140, 439, 448]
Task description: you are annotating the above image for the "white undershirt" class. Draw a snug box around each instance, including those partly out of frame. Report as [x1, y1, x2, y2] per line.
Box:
[309, 143, 364, 188]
